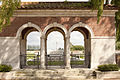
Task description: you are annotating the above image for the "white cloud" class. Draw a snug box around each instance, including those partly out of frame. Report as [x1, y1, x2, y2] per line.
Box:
[27, 31, 84, 51]
[27, 31, 40, 46]
[47, 31, 64, 51]
[70, 31, 84, 46]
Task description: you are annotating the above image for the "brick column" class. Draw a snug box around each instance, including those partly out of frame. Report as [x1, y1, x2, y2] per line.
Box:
[65, 36, 71, 69]
[40, 35, 46, 69]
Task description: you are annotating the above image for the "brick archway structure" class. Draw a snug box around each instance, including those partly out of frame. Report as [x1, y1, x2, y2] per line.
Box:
[16, 22, 42, 38]
[69, 22, 93, 68]
[69, 22, 94, 38]
[41, 22, 70, 69]
[0, 4, 116, 69]
[17, 22, 42, 68]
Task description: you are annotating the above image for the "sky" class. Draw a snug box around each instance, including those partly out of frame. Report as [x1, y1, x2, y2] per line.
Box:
[27, 31, 84, 51]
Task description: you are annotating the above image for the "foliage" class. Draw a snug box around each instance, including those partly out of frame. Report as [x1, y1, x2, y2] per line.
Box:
[115, 11, 120, 41]
[98, 64, 119, 71]
[111, 0, 120, 41]
[91, 0, 99, 10]
[0, 64, 12, 72]
[97, 0, 104, 23]
[27, 61, 40, 65]
[27, 45, 40, 51]
[116, 41, 120, 50]
[70, 45, 84, 51]
[27, 61, 84, 66]
[58, 48, 64, 50]
[91, 0, 104, 23]
[70, 61, 84, 65]
[112, 0, 120, 6]
[0, 0, 21, 31]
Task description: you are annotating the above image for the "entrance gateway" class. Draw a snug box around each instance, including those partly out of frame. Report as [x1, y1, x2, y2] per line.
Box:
[19, 22, 91, 69]
[0, 2, 116, 69]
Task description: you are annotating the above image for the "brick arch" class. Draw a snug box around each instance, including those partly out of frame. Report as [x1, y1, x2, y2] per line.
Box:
[16, 22, 42, 38]
[69, 22, 93, 68]
[69, 22, 94, 38]
[43, 22, 67, 37]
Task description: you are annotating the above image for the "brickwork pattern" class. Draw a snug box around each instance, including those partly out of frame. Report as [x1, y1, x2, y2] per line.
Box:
[0, 17, 115, 37]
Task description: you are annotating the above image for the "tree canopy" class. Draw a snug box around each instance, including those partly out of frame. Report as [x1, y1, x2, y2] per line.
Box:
[0, 0, 20, 31]
[0, 0, 120, 41]
[70, 45, 84, 51]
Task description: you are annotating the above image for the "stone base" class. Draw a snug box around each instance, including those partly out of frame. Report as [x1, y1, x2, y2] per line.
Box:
[65, 66, 71, 69]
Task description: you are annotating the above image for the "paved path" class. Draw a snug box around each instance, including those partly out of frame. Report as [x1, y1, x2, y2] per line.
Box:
[104, 78, 120, 80]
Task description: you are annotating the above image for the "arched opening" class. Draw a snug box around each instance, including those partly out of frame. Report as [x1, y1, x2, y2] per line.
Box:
[18, 23, 41, 69]
[45, 27, 66, 69]
[70, 31, 85, 68]
[69, 22, 93, 68]
[47, 31, 64, 52]
[26, 31, 40, 68]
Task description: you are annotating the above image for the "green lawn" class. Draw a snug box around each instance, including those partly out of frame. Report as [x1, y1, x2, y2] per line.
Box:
[26, 53, 84, 66]
[27, 61, 84, 66]
[71, 61, 84, 65]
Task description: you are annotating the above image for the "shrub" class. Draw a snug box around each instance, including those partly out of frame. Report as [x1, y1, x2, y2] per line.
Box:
[0, 64, 12, 72]
[98, 64, 119, 71]
[116, 41, 120, 50]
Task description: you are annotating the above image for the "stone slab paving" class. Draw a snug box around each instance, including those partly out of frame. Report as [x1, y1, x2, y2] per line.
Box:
[104, 78, 120, 80]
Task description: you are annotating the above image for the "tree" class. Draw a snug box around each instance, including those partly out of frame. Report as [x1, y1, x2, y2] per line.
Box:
[116, 41, 120, 50]
[0, 0, 20, 31]
[113, 0, 120, 41]
[70, 45, 84, 51]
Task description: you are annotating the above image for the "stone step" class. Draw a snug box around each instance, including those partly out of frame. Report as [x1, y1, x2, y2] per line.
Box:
[0, 69, 96, 80]
[1, 69, 120, 80]
[6, 76, 103, 80]
[15, 68, 94, 77]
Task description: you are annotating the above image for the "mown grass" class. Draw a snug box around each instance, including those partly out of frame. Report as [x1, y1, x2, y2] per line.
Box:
[27, 61, 84, 66]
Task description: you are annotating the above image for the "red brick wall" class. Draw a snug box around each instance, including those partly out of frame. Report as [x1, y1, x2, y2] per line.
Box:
[0, 17, 115, 37]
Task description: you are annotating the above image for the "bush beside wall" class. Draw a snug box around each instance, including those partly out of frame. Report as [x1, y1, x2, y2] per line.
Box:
[98, 64, 119, 71]
[0, 64, 12, 72]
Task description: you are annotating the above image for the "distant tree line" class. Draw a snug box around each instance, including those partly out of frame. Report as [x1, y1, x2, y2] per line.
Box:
[70, 45, 84, 51]
[27, 45, 40, 51]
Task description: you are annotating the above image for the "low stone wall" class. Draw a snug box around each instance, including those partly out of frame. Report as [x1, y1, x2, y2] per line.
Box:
[96, 71, 120, 79]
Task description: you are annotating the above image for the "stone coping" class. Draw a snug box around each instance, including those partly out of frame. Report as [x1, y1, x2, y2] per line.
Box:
[13, 10, 118, 17]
